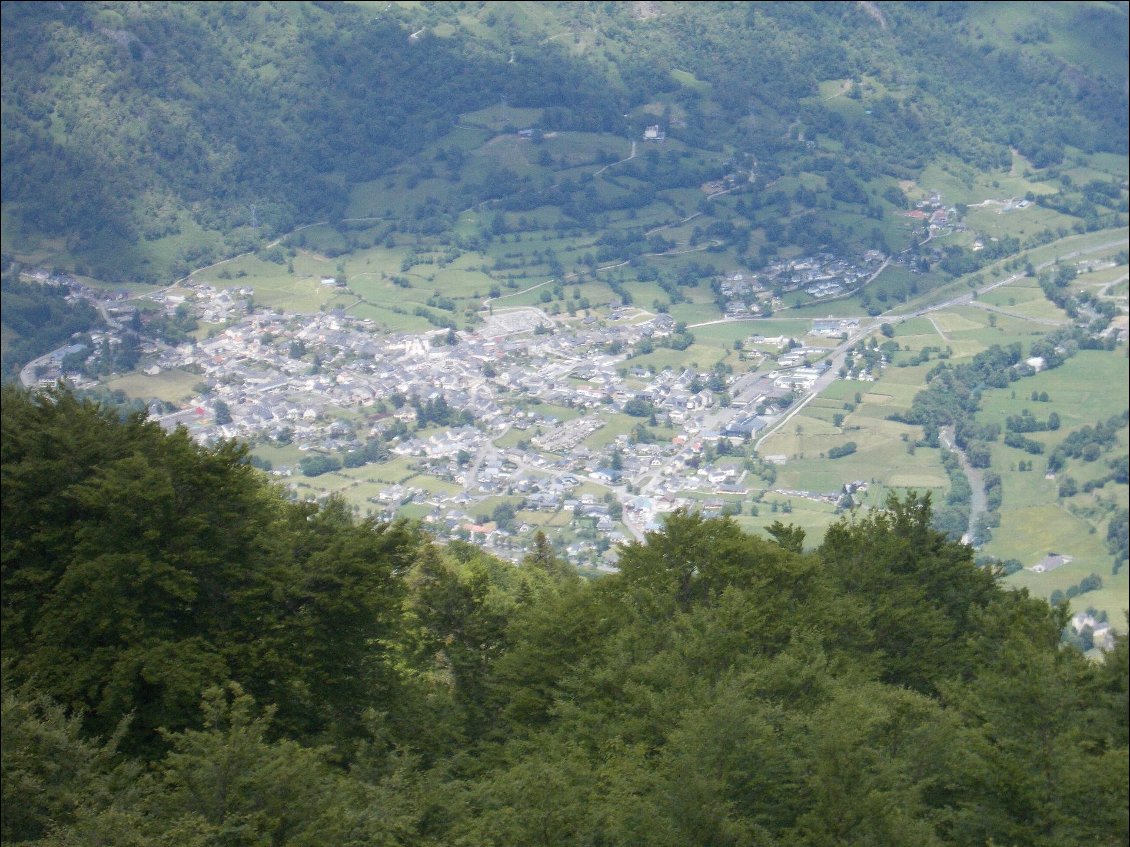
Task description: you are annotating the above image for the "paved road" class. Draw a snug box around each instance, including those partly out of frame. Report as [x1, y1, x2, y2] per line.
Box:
[593, 140, 636, 177]
[752, 318, 879, 452]
[1099, 273, 1129, 300]
[895, 237, 1130, 319]
[754, 236, 1128, 452]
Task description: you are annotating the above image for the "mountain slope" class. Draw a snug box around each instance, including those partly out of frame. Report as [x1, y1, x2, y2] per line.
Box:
[2, 1, 1126, 283]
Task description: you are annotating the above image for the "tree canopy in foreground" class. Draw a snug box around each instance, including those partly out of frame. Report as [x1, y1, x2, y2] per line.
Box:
[2, 385, 1127, 846]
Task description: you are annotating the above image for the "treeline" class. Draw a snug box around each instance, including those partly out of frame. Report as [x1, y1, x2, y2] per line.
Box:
[1040, 264, 1123, 326]
[890, 342, 1029, 467]
[1109, 508, 1129, 574]
[826, 441, 857, 459]
[933, 449, 972, 541]
[892, 335, 1100, 469]
[1051, 573, 1106, 608]
[1006, 409, 1061, 433]
[892, 335, 1129, 542]
[1047, 410, 1129, 473]
[2, 385, 1127, 846]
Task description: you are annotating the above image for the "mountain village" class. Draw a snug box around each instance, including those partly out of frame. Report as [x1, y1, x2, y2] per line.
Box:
[19, 251, 893, 568]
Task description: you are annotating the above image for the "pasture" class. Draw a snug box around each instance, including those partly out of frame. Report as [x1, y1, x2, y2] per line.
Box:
[105, 368, 201, 404]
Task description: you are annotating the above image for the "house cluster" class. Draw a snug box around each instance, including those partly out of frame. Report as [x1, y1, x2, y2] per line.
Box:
[180, 282, 256, 324]
[390, 425, 484, 460]
[699, 170, 750, 196]
[23, 264, 875, 567]
[811, 318, 861, 339]
[352, 379, 793, 564]
[753, 344, 831, 392]
[714, 251, 885, 316]
[149, 308, 509, 450]
[771, 367, 828, 392]
[621, 469, 761, 530]
[20, 341, 97, 388]
[795, 251, 884, 299]
[95, 292, 785, 562]
[18, 266, 86, 290]
[1028, 553, 1073, 574]
[772, 486, 849, 506]
[532, 416, 604, 452]
[903, 191, 963, 235]
[716, 273, 767, 317]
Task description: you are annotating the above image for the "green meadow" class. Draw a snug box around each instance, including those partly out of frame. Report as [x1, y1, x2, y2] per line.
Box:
[105, 369, 202, 404]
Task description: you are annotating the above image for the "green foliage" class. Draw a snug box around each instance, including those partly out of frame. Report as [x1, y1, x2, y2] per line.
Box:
[766, 520, 806, 553]
[412, 395, 471, 429]
[145, 683, 392, 847]
[144, 305, 198, 345]
[817, 494, 1001, 692]
[938, 633, 1129, 846]
[1, 672, 139, 845]
[2, 387, 1127, 845]
[0, 386, 413, 754]
[1109, 508, 1129, 574]
[298, 453, 341, 477]
[1047, 410, 1129, 473]
[622, 397, 654, 418]
[2, 677, 412, 846]
[0, 1, 623, 281]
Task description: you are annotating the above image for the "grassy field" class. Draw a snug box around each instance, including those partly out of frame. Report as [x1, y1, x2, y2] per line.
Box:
[977, 277, 1051, 308]
[965, 2, 1129, 82]
[584, 413, 641, 449]
[1023, 227, 1129, 268]
[192, 254, 337, 313]
[751, 259, 1127, 626]
[974, 292, 1068, 323]
[625, 346, 709, 373]
[459, 104, 545, 131]
[767, 414, 944, 493]
[934, 307, 1130, 629]
[735, 497, 841, 549]
[260, 450, 477, 515]
[979, 350, 1130, 433]
[994, 503, 1119, 572]
[106, 369, 201, 404]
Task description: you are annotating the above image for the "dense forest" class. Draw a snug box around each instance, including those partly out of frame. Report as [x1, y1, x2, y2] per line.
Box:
[3, 385, 1126, 845]
[2, 1, 1126, 282]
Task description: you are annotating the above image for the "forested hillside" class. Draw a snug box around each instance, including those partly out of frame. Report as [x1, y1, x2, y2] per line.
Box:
[2, 1, 1126, 282]
[3, 385, 1126, 845]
